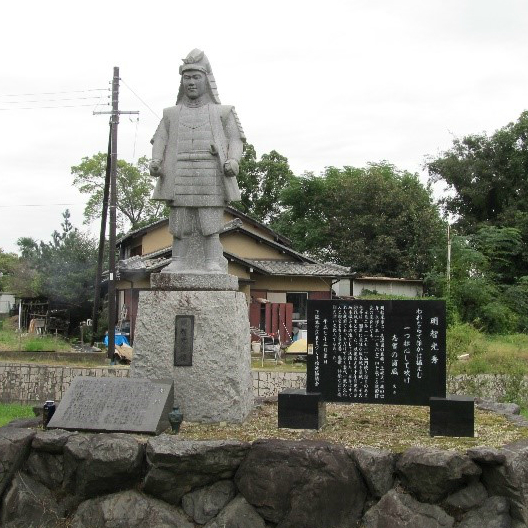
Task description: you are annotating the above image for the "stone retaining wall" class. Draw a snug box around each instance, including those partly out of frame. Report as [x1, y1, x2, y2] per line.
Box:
[1, 427, 527, 527]
[1, 361, 527, 405]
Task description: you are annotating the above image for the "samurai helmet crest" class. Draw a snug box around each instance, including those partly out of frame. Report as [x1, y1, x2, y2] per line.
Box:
[177, 48, 221, 104]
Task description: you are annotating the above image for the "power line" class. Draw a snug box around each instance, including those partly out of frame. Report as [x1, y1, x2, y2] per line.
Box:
[121, 78, 160, 119]
[0, 103, 110, 111]
[0, 203, 84, 208]
[3, 96, 109, 104]
[0, 88, 108, 97]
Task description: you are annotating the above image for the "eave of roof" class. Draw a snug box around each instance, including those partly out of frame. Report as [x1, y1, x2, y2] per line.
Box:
[117, 205, 291, 247]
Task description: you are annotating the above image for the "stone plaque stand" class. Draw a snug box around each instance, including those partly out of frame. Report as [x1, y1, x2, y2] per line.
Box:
[130, 273, 253, 423]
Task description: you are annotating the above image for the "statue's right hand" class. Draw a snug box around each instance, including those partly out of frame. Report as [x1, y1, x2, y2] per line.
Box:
[149, 159, 163, 177]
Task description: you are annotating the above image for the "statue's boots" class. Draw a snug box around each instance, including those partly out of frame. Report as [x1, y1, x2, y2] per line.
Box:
[204, 234, 223, 273]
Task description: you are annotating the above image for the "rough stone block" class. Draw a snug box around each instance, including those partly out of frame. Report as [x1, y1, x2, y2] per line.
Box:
[430, 395, 474, 437]
[131, 289, 253, 423]
[278, 389, 326, 430]
[396, 447, 481, 503]
[144, 437, 249, 505]
[235, 439, 366, 527]
[47, 376, 174, 435]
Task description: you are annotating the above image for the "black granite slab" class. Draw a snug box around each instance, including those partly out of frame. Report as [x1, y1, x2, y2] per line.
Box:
[47, 376, 174, 435]
[307, 300, 446, 406]
[278, 389, 326, 430]
[430, 395, 475, 437]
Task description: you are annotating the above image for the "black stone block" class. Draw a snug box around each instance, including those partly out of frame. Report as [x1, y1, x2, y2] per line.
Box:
[278, 389, 326, 430]
[430, 395, 474, 437]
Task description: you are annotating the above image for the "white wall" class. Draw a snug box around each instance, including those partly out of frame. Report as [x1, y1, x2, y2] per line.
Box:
[352, 280, 423, 298]
[0, 293, 15, 315]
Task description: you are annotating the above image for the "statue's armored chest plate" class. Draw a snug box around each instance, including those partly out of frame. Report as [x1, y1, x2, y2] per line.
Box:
[179, 105, 210, 130]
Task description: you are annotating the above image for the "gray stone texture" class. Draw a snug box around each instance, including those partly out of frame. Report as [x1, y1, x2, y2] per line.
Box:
[443, 481, 488, 513]
[47, 376, 174, 434]
[351, 447, 395, 498]
[62, 433, 144, 499]
[24, 450, 64, 490]
[0, 427, 35, 498]
[131, 289, 253, 423]
[144, 437, 249, 505]
[396, 447, 481, 503]
[203, 495, 266, 528]
[480, 440, 528, 526]
[71, 490, 193, 528]
[182, 479, 236, 524]
[457, 496, 512, 528]
[362, 489, 455, 528]
[235, 439, 366, 528]
[1, 472, 65, 528]
[151, 272, 238, 291]
[467, 446, 507, 465]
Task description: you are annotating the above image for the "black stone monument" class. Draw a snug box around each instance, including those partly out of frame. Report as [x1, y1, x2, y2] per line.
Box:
[306, 300, 446, 406]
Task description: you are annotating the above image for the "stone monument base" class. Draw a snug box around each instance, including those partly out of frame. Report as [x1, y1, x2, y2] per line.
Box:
[130, 288, 253, 423]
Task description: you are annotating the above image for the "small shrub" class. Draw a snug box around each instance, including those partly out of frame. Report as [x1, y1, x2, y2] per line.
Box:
[446, 323, 485, 373]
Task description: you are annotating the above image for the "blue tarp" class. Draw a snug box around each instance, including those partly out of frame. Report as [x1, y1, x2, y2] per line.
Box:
[103, 333, 130, 346]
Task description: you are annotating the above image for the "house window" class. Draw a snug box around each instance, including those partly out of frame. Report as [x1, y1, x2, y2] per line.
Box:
[286, 292, 308, 321]
[130, 245, 142, 257]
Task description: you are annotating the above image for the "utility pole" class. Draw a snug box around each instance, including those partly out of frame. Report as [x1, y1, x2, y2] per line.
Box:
[90, 130, 111, 346]
[446, 223, 451, 295]
[94, 67, 138, 361]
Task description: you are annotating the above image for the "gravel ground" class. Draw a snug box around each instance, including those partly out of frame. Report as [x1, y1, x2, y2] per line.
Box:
[176, 400, 528, 452]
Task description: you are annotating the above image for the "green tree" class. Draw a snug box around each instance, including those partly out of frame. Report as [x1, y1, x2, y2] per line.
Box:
[0, 249, 18, 291]
[234, 144, 294, 224]
[71, 153, 167, 231]
[13, 210, 98, 327]
[274, 162, 445, 278]
[427, 111, 528, 278]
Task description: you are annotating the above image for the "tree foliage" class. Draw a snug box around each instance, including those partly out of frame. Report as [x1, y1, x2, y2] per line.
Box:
[273, 162, 445, 278]
[0, 249, 19, 292]
[428, 112, 528, 332]
[233, 144, 294, 224]
[71, 153, 167, 231]
[11, 210, 98, 326]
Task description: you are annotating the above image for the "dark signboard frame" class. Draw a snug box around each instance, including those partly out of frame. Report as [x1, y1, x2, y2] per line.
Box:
[306, 300, 446, 406]
[174, 315, 194, 366]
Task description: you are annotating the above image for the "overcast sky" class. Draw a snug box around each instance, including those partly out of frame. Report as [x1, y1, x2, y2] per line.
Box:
[1, 0, 528, 254]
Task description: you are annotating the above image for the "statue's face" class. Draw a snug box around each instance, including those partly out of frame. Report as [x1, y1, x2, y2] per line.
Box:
[182, 70, 207, 100]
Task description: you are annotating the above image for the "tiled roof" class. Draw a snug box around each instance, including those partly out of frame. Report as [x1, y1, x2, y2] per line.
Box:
[244, 260, 352, 277]
[118, 252, 352, 278]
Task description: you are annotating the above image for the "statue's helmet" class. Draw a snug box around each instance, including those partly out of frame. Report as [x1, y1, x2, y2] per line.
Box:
[176, 49, 221, 104]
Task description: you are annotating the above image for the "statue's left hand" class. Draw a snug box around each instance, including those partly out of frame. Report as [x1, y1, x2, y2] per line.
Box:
[224, 159, 239, 177]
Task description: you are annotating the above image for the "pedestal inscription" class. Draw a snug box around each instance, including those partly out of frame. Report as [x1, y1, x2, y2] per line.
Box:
[47, 376, 174, 435]
[174, 315, 194, 366]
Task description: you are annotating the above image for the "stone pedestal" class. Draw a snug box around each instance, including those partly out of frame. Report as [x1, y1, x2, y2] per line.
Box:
[278, 389, 326, 430]
[130, 279, 253, 423]
[429, 395, 474, 437]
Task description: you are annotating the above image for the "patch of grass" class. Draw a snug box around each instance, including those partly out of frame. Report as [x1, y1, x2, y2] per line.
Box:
[251, 355, 307, 372]
[0, 327, 71, 353]
[177, 401, 528, 452]
[0, 403, 35, 427]
[449, 328, 528, 376]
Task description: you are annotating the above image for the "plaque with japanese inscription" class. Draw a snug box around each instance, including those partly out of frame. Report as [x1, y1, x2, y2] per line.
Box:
[307, 300, 446, 406]
[174, 315, 194, 366]
[47, 377, 174, 434]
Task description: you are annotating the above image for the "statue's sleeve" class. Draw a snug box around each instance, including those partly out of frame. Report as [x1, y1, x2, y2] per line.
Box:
[151, 111, 169, 161]
[225, 107, 244, 162]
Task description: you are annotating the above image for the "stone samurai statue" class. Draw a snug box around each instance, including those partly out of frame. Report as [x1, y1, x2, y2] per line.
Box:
[149, 48, 245, 274]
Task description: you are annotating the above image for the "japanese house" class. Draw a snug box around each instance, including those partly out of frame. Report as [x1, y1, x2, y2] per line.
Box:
[116, 206, 353, 343]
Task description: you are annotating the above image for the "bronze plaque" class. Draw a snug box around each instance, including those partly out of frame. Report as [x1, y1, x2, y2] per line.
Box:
[174, 315, 194, 366]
